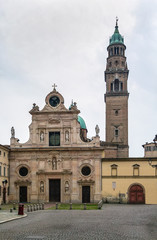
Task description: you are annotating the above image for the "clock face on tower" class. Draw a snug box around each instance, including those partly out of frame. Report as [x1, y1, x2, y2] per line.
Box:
[49, 96, 60, 107]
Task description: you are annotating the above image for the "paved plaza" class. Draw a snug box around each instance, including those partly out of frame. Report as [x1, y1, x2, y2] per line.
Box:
[0, 204, 157, 240]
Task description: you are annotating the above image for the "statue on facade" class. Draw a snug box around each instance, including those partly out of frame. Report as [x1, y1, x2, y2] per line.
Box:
[40, 132, 44, 142]
[52, 158, 57, 170]
[95, 124, 100, 137]
[65, 131, 69, 142]
[11, 127, 15, 138]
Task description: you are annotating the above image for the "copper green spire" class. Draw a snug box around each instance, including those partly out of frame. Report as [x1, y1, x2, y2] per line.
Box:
[109, 18, 124, 45]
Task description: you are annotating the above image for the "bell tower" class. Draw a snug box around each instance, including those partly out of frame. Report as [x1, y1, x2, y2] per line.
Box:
[105, 19, 129, 157]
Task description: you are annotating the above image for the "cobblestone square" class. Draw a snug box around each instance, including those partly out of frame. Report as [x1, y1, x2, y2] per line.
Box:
[0, 205, 157, 240]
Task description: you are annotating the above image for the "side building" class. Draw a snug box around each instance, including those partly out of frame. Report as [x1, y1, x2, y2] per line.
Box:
[0, 144, 9, 204]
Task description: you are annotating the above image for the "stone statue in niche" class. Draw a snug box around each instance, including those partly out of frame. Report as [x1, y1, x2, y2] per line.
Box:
[52, 157, 57, 170]
[40, 132, 44, 142]
[65, 131, 69, 142]
[11, 127, 15, 138]
[40, 181, 44, 193]
[65, 181, 69, 193]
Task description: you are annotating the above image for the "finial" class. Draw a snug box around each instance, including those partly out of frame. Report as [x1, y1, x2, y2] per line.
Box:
[52, 83, 57, 91]
[116, 16, 118, 27]
[71, 99, 74, 106]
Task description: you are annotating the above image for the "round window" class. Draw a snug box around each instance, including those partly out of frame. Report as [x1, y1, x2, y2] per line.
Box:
[19, 167, 28, 177]
[81, 166, 91, 176]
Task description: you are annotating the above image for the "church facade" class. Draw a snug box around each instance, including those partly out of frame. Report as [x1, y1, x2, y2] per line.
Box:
[9, 87, 104, 203]
[1, 20, 157, 204]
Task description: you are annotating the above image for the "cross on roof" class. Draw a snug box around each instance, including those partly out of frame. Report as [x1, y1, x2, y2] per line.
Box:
[116, 16, 118, 26]
[52, 83, 57, 91]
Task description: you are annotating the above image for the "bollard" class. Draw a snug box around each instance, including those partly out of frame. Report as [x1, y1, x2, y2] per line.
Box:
[30, 205, 33, 212]
[70, 203, 72, 210]
[36, 204, 39, 210]
[34, 204, 36, 211]
[13, 203, 16, 210]
[42, 203, 44, 210]
[84, 203, 87, 210]
[10, 208, 13, 213]
[39, 203, 42, 210]
[27, 205, 30, 212]
[18, 203, 24, 215]
[56, 203, 58, 210]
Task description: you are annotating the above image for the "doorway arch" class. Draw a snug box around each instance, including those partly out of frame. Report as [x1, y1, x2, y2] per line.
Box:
[128, 184, 145, 204]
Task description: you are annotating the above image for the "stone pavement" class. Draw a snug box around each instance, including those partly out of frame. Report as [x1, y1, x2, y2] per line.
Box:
[0, 204, 157, 240]
[0, 203, 54, 224]
[0, 210, 27, 224]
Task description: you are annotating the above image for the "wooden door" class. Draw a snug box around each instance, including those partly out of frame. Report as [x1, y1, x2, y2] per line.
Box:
[82, 186, 90, 203]
[49, 179, 61, 202]
[129, 184, 145, 204]
[19, 186, 27, 202]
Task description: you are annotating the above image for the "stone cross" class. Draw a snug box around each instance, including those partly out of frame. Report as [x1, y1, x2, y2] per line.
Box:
[52, 83, 57, 91]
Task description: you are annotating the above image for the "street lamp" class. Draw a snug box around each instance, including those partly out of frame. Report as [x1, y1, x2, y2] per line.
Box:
[148, 159, 157, 168]
[2, 180, 8, 204]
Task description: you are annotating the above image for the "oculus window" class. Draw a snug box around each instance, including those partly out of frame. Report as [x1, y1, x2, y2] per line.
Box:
[19, 167, 28, 177]
[81, 166, 91, 176]
[49, 132, 60, 146]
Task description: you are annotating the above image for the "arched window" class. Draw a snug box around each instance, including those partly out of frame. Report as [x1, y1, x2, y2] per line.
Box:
[114, 47, 116, 55]
[121, 82, 123, 91]
[111, 83, 113, 91]
[114, 79, 119, 91]
[117, 47, 119, 55]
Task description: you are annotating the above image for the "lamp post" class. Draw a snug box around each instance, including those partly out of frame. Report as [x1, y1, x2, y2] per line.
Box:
[2, 180, 8, 204]
[148, 159, 157, 168]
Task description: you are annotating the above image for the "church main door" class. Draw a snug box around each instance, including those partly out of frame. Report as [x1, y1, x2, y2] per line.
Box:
[49, 179, 61, 202]
[129, 184, 145, 204]
[82, 186, 90, 203]
[19, 186, 27, 202]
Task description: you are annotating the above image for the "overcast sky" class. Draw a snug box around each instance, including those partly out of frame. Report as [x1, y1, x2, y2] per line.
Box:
[0, 0, 157, 157]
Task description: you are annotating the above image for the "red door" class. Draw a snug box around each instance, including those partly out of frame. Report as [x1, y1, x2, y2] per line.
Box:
[129, 185, 145, 204]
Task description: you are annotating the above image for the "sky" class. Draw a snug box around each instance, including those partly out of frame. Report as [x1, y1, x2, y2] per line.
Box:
[0, 0, 157, 157]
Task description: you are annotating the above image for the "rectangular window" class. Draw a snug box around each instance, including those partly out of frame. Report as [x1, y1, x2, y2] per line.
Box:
[0, 186, 1, 196]
[49, 132, 60, 146]
[115, 129, 119, 137]
[0, 151, 1, 156]
[4, 167, 5, 176]
[111, 168, 117, 176]
[133, 168, 139, 176]
[0, 166, 1, 176]
[4, 152, 5, 157]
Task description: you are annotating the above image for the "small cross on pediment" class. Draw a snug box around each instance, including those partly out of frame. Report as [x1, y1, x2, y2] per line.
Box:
[52, 83, 57, 91]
